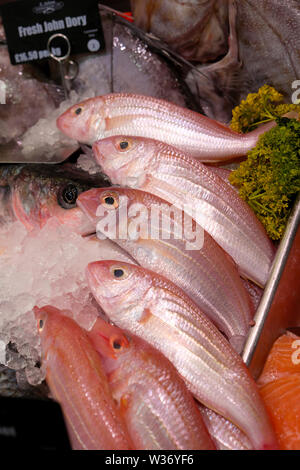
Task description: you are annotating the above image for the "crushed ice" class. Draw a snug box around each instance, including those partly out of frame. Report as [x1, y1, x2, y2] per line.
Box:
[20, 89, 96, 162]
[0, 218, 132, 387]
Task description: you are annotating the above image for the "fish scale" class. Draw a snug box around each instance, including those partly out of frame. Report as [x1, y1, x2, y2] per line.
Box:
[88, 319, 215, 449]
[34, 306, 133, 450]
[91, 136, 275, 286]
[77, 186, 252, 347]
[86, 260, 278, 450]
[56, 93, 275, 161]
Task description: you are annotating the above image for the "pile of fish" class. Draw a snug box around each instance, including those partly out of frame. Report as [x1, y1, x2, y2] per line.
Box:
[3, 2, 298, 450]
[4, 91, 280, 451]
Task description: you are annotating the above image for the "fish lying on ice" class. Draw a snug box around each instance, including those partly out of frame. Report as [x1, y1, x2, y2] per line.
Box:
[88, 317, 216, 450]
[0, 164, 108, 235]
[86, 260, 278, 450]
[78, 186, 253, 349]
[56, 93, 275, 162]
[91, 136, 275, 287]
[34, 305, 133, 450]
[73, 10, 194, 109]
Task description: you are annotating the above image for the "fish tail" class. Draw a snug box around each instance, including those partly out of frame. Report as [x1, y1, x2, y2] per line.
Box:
[244, 120, 277, 149]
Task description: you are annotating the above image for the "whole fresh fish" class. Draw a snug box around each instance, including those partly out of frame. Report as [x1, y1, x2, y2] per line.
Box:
[86, 260, 278, 450]
[91, 136, 275, 287]
[131, 0, 229, 64]
[0, 164, 108, 234]
[34, 305, 133, 450]
[88, 317, 216, 450]
[199, 405, 253, 450]
[78, 186, 253, 349]
[56, 93, 275, 161]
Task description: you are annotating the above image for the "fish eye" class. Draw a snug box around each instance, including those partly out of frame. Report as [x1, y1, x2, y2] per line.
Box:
[38, 319, 44, 332]
[101, 191, 119, 209]
[113, 340, 122, 350]
[110, 334, 129, 353]
[105, 197, 115, 205]
[116, 139, 132, 152]
[75, 107, 83, 115]
[58, 184, 79, 209]
[114, 268, 124, 278]
[109, 265, 129, 280]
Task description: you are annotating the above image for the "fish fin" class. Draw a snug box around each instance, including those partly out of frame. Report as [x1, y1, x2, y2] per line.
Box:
[105, 115, 136, 131]
[229, 335, 246, 354]
[139, 308, 153, 324]
[119, 393, 131, 416]
[90, 331, 116, 359]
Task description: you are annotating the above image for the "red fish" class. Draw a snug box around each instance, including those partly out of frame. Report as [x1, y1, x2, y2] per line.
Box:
[34, 305, 133, 450]
[86, 260, 278, 450]
[78, 186, 253, 350]
[88, 317, 216, 450]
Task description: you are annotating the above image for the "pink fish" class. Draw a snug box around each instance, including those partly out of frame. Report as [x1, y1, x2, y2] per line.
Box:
[86, 260, 278, 450]
[92, 136, 275, 286]
[34, 305, 133, 450]
[198, 405, 253, 450]
[88, 317, 216, 450]
[78, 186, 253, 350]
[56, 93, 275, 162]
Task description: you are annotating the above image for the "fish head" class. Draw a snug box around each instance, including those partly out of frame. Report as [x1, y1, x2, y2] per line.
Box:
[56, 96, 106, 144]
[77, 186, 150, 239]
[77, 187, 125, 224]
[87, 317, 130, 362]
[93, 136, 157, 187]
[10, 167, 95, 235]
[34, 305, 66, 359]
[86, 260, 152, 327]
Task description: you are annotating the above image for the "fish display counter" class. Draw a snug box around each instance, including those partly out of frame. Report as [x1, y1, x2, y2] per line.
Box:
[0, 0, 299, 452]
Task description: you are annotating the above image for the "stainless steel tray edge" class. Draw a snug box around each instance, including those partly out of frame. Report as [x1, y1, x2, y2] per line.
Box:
[242, 194, 300, 379]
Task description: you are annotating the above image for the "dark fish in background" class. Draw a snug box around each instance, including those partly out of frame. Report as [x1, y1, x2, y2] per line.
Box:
[236, 0, 300, 98]
[132, 0, 300, 122]
[130, 0, 229, 63]
[0, 163, 108, 233]
[73, 10, 197, 110]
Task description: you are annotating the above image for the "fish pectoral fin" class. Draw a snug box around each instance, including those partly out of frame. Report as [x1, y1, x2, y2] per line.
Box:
[139, 308, 153, 324]
[119, 393, 132, 416]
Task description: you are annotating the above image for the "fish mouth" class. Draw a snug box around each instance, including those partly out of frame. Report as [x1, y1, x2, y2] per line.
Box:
[76, 191, 100, 225]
